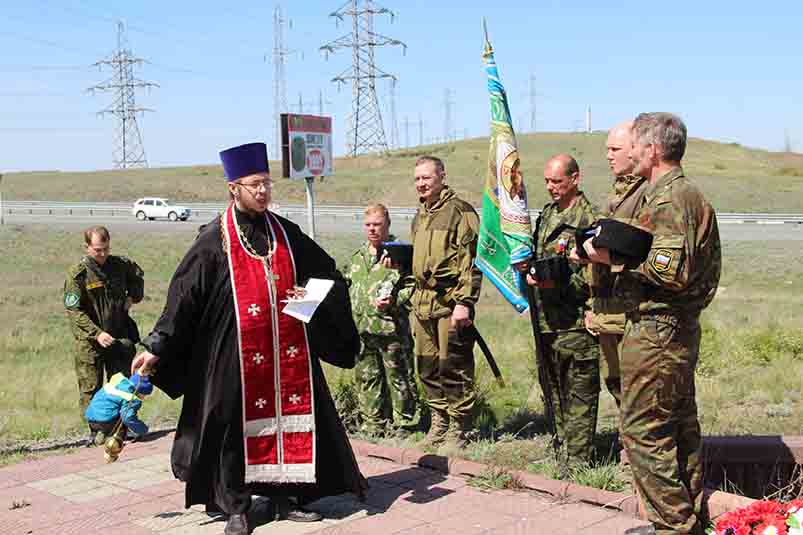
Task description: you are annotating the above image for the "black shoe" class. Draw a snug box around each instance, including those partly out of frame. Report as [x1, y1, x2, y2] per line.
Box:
[624, 525, 655, 535]
[94, 431, 108, 447]
[224, 513, 249, 535]
[85, 430, 100, 448]
[273, 497, 323, 523]
[205, 503, 225, 518]
[285, 507, 323, 523]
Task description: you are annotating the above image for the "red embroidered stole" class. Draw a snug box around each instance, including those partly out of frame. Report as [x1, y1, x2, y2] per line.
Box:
[223, 204, 316, 483]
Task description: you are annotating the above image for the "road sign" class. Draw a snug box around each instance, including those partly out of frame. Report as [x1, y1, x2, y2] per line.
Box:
[280, 114, 333, 179]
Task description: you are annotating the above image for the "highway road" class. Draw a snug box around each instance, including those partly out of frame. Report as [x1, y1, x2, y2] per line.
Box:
[3, 212, 802, 241]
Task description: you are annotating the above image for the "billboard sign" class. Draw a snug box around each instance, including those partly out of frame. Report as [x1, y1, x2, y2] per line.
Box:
[280, 113, 333, 179]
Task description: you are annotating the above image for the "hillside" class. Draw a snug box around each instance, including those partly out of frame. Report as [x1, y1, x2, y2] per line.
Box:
[5, 132, 803, 212]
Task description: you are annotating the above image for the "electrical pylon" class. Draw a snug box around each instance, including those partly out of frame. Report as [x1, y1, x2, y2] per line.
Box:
[388, 80, 399, 149]
[443, 88, 454, 143]
[529, 73, 537, 132]
[320, 0, 406, 156]
[88, 21, 158, 169]
[273, 4, 296, 160]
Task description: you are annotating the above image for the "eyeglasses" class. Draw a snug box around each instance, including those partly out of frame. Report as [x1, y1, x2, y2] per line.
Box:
[236, 179, 274, 192]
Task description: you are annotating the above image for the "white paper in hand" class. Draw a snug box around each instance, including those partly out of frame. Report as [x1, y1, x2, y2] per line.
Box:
[281, 278, 334, 323]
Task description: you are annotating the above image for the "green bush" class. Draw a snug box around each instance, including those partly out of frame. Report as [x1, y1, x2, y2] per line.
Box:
[698, 323, 803, 374]
[570, 462, 628, 492]
[744, 329, 803, 363]
[776, 166, 803, 177]
[697, 323, 728, 376]
[331, 375, 360, 432]
[468, 465, 524, 490]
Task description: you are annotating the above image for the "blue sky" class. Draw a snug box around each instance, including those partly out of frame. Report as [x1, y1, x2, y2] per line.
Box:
[2, 0, 802, 171]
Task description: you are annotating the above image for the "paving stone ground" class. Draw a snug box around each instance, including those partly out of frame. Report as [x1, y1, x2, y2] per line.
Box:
[0, 432, 650, 534]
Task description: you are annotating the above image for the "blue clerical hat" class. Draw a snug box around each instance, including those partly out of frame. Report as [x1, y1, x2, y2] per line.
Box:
[219, 142, 270, 182]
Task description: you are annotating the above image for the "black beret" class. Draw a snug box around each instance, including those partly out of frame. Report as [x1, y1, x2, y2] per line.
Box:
[380, 241, 413, 271]
[576, 218, 653, 266]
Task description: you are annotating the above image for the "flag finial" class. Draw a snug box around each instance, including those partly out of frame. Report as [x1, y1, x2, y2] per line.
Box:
[482, 18, 493, 56]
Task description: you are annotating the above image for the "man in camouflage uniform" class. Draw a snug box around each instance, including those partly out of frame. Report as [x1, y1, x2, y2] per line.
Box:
[526, 154, 600, 467]
[402, 155, 482, 450]
[344, 203, 419, 436]
[584, 121, 649, 408]
[583, 113, 721, 535]
[64, 226, 144, 441]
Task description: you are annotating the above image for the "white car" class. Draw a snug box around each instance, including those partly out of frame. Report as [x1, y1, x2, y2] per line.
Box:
[132, 198, 191, 222]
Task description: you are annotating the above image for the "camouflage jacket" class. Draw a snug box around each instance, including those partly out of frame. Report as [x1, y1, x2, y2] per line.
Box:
[586, 175, 649, 325]
[343, 236, 413, 338]
[535, 192, 598, 334]
[407, 186, 482, 321]
[616, 166, 721, 317]
[64, 255, 144, 343]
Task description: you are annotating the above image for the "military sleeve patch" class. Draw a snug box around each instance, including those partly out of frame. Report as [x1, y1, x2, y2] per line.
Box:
[651, 250, 674, 273]
[64, 292, 80, 309]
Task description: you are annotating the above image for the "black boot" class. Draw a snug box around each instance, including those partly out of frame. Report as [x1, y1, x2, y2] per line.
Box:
[224, 513, 249, 535]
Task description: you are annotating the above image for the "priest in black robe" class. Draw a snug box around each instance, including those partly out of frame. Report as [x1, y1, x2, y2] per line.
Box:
[131, 142, 366, 535]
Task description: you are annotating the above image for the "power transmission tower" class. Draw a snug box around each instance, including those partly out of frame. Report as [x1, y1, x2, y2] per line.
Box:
[273, 4, 297, 160]
[443, 88, 454, 143]
[388, 80, 399, 149]
[320, 0, 406, 156]
[418, 112, 424, 146]
[529, 73, 537, 132]
[292, 92, 316, 113]
[88, 21, 157, 169]
[402, 116, 414, 148]
[318, 89, 332, 115]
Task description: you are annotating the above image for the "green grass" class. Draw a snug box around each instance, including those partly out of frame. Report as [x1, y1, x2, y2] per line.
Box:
[2, 224, 803, 493]
[467, 464, 525, 491]
[5, 132, 803, 212]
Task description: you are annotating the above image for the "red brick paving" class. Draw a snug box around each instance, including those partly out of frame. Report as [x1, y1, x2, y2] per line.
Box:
[0, 432, 651, 534]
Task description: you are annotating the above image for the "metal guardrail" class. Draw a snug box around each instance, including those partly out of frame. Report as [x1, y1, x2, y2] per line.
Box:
[2, 201, 803, 224]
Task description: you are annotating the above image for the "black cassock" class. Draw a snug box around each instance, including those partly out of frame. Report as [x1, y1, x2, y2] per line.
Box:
[143, 207, 367, 514]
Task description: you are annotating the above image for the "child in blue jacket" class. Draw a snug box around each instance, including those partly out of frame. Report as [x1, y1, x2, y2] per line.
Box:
[85, 372, 153, 446]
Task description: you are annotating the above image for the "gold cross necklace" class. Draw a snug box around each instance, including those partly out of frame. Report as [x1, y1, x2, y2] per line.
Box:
[235, 213, 273, 264]
[236, 213, 281, 289]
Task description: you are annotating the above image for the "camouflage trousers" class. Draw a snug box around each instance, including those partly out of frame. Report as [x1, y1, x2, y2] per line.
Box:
[73, 340, 135, 422]
[412, 315, 475, 420]
[620, 314, 704, 535]
[587, 307, 626, 408]
[598, 333, 622, 408]
[354, 334, 420, 434]
[540, 331, 601, 464]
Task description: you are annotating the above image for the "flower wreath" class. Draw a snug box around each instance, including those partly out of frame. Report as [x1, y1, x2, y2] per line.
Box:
[709, 499, 803, 535]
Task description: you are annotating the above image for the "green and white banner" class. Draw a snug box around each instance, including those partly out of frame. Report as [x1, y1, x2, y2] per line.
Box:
[475, 23, 534, 313]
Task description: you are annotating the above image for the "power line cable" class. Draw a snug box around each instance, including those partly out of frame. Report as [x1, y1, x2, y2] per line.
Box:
[0, 126, 98, 131]
[7, 4, 269, 82]
[0, 92, 77, 97]
[35, 0, 267, 62]
[0, 64, 91, 72]
[0, 29, 93, 56]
